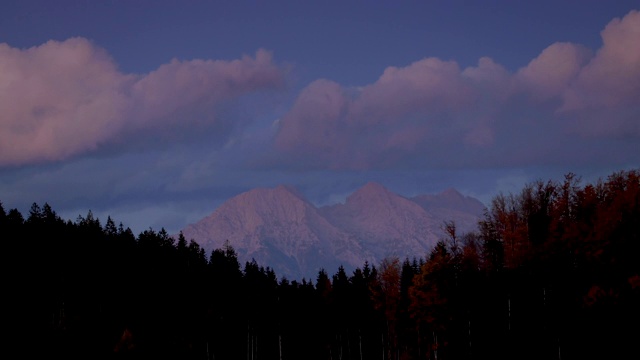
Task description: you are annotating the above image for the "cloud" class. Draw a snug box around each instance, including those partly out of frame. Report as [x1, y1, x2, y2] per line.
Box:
[273, 79, 351, 168]
[461, 57, 511, 98]
[560, 10, 640, 137]
[562, 10, 640, 110]
[130, 49, 283, 130]
[273, 10, 640, 170]
[352, 58, 473, 122]
[274, 58, 478, 169]
[515, 42, 592, 101]
[0, 38, 285, 166]
[273, 57, 504, 170]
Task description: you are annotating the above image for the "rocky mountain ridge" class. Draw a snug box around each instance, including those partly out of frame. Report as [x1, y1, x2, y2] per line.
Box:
[179, 182, 486, 280]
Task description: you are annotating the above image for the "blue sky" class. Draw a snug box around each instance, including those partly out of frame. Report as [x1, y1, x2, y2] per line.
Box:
[1, 1, 638, 235]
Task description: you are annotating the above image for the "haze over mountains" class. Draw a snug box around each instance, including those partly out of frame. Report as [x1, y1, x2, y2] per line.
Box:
[180, 182, 486, 280]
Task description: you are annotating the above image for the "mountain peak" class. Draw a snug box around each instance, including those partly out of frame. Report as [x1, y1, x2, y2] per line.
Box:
[440, 187, 463, 199]
[360, 181, 388, 192]
[411, 188, 486, 222]
[273, 184, 307, 201]
[237, 184, 309, 205]
[347, 181, 391, 201]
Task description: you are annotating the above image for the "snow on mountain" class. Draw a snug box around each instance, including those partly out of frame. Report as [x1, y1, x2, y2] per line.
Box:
[180, 185, 364, 280]
[320, 182, 440, 263]
[179, 182, 486, 280]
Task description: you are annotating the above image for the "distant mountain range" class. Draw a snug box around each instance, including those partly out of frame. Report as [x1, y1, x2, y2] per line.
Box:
[179, 182, 486, 280]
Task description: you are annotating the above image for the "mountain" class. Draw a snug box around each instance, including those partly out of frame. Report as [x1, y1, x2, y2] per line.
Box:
[319, 182, 440, 261]
[179, 183, 486, 280]
[410, 187, 487, 236]
[179, 185, 365, 279]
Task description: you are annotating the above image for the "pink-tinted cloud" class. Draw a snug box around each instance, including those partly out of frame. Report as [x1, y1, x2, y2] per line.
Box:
[274, 10, 640, 170]
[130, 49, 283, 129]
[275, 58, 479, 169]
[559, 10, 640, 138]
[351, 58, 473, 123]
[0, 38, 131, 165]
[274, 57, 502, 169]
[461, 57, 511, 98]
[274, 79, 350, 167]
[515, 42, 591, 101]
[459, 57, 513, 148]
[562, 10, 640, 110]
[0, 38, 284, 166]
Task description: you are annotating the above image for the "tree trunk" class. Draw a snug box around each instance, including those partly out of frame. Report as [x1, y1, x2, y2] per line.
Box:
[433, 331, 438, 360]
[508, 293, 511, 331]
[359, 329, 363, 360]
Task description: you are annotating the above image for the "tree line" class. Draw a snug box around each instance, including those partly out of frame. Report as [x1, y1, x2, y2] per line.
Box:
[2, 169, 639, 359]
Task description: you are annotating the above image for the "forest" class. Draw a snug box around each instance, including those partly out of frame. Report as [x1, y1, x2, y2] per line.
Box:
[3, 169, 639, 360]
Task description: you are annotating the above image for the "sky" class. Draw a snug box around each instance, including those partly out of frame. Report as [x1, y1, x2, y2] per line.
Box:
[1, 1, 639, 236]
